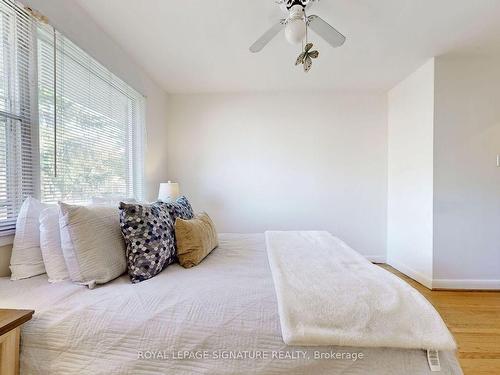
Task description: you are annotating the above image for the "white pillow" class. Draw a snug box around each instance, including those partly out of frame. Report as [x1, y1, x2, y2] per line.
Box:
[39, 206, 69, 283]
[59, 203, 126, 288]
[10, 197, 47, 280]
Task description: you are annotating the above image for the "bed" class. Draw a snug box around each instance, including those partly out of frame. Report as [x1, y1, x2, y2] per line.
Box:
[0, 233, 462, 374]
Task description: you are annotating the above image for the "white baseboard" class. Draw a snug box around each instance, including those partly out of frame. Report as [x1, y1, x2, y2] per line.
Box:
[366, 255, 386, 263]
[432, 279, 500, 290]
[387, 260, 433, 289]
[386, 259, 500, 290]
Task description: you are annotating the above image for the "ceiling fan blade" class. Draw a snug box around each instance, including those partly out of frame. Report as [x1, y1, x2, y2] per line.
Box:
[307, 15, 346, 48]
[249, 20, 286, 53]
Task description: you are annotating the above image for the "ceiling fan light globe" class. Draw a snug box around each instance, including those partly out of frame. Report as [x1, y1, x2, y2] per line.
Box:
[285, 19, 306, 44]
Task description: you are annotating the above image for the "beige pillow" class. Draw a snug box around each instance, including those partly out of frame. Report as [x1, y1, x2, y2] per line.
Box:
[175, 212, 218, 268]
[59, 203, 126, 288]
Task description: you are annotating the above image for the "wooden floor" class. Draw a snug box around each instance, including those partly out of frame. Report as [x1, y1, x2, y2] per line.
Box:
[381, 265, 500, 375]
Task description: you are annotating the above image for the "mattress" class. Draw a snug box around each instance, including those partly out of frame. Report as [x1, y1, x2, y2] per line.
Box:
[0, 233, 462, 375]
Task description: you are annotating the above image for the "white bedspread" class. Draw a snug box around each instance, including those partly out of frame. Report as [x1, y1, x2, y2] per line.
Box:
[0, 234, 462, 375]
[265, 231, 457, 351]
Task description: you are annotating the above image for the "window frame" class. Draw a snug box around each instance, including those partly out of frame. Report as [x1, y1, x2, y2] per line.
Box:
[0, 1, 146, 236]
[0, 0, 38, 236]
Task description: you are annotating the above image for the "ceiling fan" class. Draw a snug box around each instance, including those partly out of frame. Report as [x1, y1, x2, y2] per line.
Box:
[250, 0, 346, 71]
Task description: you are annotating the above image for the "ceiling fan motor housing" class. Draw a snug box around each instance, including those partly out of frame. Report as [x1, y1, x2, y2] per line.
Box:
[285, 0, 311, 10]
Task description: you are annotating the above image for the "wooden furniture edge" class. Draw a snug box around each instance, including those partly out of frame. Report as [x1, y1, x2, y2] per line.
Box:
[0, 310, 34, 337]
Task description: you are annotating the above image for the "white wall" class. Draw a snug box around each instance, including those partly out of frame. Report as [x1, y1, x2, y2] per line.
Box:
[20, 0, 170, 202]
[387, 59, 435, 288]
[433, 56, 500, 286]
[166, 93, 388, 259]
[387, 56, 500, 289]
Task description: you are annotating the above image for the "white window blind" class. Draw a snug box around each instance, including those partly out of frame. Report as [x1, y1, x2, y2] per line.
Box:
[0, 0, 36, 235]
[37, 24, 145, 204]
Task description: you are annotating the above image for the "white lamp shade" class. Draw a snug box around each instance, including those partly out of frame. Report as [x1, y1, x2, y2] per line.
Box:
[158, 181, 180, 202]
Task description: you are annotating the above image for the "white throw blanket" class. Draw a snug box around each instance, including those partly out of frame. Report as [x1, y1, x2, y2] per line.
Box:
[265, 231, 457, 351]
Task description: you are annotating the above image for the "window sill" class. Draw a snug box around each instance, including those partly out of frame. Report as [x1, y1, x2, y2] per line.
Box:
[0, 235, 14, 247]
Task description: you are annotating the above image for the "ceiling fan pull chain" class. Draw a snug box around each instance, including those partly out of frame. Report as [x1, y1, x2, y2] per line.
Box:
[305, 10, 309, 45]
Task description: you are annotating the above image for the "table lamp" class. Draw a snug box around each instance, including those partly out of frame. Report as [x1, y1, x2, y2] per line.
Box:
[158, 181, 180, 202]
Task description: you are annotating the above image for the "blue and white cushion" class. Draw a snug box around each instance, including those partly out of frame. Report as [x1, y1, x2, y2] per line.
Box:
[162, 195, 194, 221]
[158, 195, 195, 250]
[119, 202, 176, 283]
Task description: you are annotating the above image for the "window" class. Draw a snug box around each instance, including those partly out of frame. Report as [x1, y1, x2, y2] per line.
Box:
[0, 0, 145, 235]
[37, 25, 145, 204]
[0, 0, 36, 234]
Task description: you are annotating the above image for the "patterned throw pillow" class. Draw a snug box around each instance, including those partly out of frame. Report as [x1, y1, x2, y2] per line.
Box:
[119, 202, 177, 283]
[158, 196, 195, 251]
[162, 195, 194, 221]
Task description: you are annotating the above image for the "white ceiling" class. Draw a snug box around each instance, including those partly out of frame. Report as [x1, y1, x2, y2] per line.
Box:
[76, 0, 500, 94]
